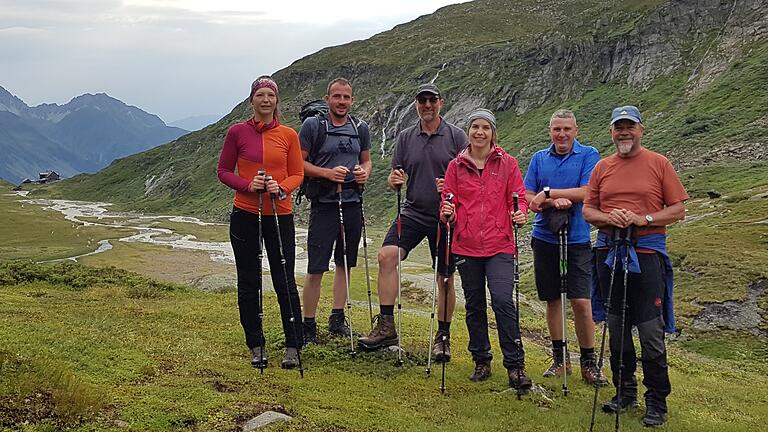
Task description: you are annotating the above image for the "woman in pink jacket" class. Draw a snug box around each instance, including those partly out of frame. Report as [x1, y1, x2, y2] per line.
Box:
[441, 108, 531, 390]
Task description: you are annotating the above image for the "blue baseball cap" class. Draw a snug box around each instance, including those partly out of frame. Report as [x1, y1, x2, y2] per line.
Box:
[610, 105, 642, 125]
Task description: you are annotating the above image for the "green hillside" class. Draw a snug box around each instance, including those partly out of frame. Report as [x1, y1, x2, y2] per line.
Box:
[40, 0, 768, 223]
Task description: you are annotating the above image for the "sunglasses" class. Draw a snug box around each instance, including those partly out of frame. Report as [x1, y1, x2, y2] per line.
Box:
[417, 96, 439, 104]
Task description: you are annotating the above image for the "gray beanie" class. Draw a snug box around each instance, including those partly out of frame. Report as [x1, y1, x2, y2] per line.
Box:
[467, 108, 497, 131]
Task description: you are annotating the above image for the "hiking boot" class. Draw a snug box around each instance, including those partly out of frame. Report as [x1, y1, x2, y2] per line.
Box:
[601, 395, 639, 413]
[580, 356, 608, 387]
[358, 314, 398, 350]
[250, 346, 267, 368]
[433, 330, 451, 363]
[280, 347, 300, 369]
[303, 320, 318, 345]
[507, 367, 533, 391]
[328, 312, 356, 338]
[642, 405, 667, 427]
[542, 358, 572, 378]
[469, 361, 491, 382]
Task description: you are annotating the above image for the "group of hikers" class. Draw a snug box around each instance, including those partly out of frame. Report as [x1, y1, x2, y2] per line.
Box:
[216, 75, 688, 428]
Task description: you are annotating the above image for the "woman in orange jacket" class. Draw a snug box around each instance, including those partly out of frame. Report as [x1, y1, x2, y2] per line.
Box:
[217, 76, 304, 371]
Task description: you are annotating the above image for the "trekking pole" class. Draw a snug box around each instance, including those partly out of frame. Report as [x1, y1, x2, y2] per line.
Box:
[336, 183, 356, 356]
[256, 169, 267, 374]
[589, 228, 622, 432]
[615, 226, 633, 432]
[395, 165, 404, 366]
[266, 174, 304, 378]
[426, 221, 441, 377]
[357, 183, 375, 332]
[440, 192, 454, 394]
[512, 192, 523, 400]
[559, 218, 570, 397]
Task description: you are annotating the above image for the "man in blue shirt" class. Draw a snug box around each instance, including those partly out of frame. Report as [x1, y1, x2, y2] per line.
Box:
[524, 109, 606, 386]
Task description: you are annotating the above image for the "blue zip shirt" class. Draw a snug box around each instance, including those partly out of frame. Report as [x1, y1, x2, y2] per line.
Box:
[524, 139, 600, 244]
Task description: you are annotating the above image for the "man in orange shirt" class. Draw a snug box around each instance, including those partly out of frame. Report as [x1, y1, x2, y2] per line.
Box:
[583, 105, 687, 427]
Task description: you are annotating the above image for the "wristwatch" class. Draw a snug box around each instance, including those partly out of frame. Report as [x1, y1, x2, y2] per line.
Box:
[645, 214, 654, 226]
[543, 186, 551, 199]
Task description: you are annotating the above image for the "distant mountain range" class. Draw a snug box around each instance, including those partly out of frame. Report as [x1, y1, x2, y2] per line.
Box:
[168, 114, 222, 132]
[0, 86, 188, 183]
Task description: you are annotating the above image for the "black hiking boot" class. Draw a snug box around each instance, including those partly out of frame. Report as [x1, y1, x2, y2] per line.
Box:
[328, 312, 357, 338]
[433, 329, 451, 363]
[280, 347, 300, 369]
[250, 346, 267, 368]
[469, 361, 491, 382]
[507, 367, 533, 391]
[601, 395, 639, 413]
[357, 314, 398, 350]
[303, 320, 318, 345]
[642, 405, 667, 427]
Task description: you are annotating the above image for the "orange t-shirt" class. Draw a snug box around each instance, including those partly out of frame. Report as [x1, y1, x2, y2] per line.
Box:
[584, 148, 688, 236]
[217, 120, 304, 215]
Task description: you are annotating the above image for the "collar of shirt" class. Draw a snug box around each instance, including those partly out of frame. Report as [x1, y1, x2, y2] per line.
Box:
[417, 117, 447, 136]
[547, 138, 584, 157]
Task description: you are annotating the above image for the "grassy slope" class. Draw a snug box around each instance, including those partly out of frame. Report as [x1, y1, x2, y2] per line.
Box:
[1, 262, 766, 432]
[2, 162, 767, 430]
[37, 0, 767, 224]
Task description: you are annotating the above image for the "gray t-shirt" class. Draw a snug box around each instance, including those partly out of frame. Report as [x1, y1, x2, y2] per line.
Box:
[300, 115, 371, 203]
[392, 118, 468, 225]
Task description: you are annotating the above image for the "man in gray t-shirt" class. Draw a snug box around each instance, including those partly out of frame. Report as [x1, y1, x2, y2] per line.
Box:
[300, 78, 372, 343]
[359, 83, 468, 360]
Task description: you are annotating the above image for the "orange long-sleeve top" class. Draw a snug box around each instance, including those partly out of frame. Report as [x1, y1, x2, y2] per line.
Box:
[217, 118, 304, 215]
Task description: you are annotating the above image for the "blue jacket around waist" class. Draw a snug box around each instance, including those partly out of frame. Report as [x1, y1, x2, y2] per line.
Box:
[591, 231, 676, 333]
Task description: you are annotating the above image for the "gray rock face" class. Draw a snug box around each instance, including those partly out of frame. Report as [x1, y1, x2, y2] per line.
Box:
[273, 0, 767, 158]
[242, 411, 292, 431]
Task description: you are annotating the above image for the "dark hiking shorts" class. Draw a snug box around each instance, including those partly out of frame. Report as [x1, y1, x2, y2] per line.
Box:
[531, 237, 592, 301]
[306, 201, 362, 274]
[382, 215, 455, 276]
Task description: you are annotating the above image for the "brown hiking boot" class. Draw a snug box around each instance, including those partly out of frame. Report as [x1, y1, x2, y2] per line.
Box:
[542, 358, 572, 378]
[580, 357, 608, 387]
[469, 361, 491, 382]
[433, 330, 451, 363]
[507, 367, 533, 391]
[358, 314, 398, 350]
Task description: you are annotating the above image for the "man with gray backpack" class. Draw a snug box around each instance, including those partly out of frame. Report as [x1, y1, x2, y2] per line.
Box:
[298, 78, 372, 345]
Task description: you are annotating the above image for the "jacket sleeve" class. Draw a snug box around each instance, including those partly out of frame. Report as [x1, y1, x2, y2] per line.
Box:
[280, 129, 305, 194]
[217, 125, 251, 192]
[507, 156, 529, 214]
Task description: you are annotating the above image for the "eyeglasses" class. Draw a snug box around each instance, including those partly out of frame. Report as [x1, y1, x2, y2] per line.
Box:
[417, 96, 439, 105]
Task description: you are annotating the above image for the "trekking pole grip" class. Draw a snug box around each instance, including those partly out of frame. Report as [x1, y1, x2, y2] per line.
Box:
[512, 192, 519, 228]
[257, 169, 266, 193]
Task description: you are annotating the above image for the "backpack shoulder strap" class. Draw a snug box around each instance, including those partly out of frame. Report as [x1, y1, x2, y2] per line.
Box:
[308, 114, 327, 163]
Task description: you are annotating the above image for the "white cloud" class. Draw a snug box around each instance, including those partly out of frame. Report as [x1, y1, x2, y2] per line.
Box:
[0, 0, 468, 122]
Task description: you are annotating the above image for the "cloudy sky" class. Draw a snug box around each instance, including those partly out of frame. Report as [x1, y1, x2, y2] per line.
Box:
[0, 0, 466, 123]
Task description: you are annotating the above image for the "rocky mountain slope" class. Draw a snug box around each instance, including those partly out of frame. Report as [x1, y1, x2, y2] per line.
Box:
[50, 0, 767, 221]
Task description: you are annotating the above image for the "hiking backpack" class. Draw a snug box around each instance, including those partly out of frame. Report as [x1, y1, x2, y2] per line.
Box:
[294, 99, 367, 204]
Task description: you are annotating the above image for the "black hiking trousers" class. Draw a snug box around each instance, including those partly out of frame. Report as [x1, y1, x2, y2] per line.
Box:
[457, 253, 525, 370]
[230, 206, 303, 349]
[596, 250, 671, 412]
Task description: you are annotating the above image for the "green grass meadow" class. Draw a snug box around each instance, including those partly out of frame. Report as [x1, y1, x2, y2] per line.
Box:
[2, 162, 767, 431]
